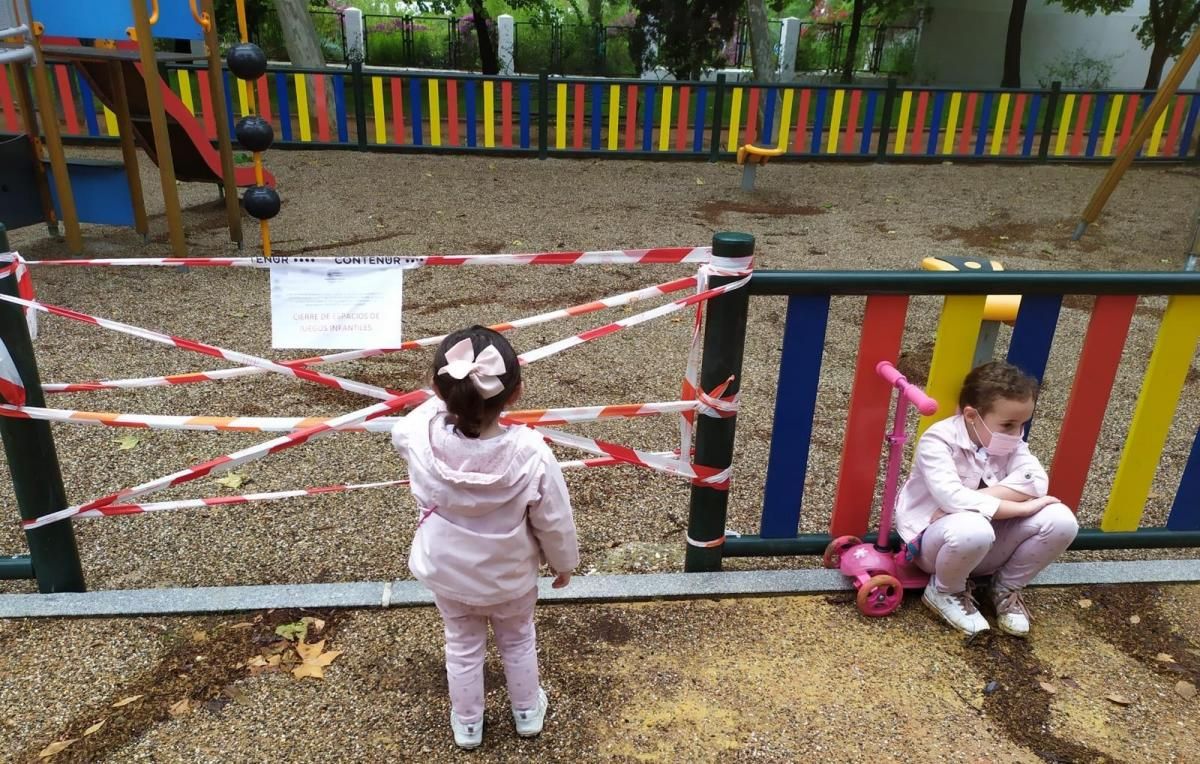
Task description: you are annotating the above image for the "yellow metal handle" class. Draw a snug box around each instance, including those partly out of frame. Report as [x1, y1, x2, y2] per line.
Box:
[189, 0, 211, 30]
[148, 0, 159, 24]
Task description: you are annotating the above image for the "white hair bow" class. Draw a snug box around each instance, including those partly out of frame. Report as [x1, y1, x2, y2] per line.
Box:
[437, 338, 508, 399]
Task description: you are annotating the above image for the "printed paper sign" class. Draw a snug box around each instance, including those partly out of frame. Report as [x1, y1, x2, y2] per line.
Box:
[270, 259, 404, 349]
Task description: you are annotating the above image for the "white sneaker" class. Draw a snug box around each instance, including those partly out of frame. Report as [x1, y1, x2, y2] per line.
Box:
[922, 580, 991, 636]
[992, 584, 1031, 637]
[512, 687, 549, 737]
[450, 711, 482, 749]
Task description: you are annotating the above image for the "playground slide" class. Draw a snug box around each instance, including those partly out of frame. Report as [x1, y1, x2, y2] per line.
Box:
[73, 57, 275, 188]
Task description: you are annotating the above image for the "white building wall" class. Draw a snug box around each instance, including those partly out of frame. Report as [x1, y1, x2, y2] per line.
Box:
[914, 0, 1195, 89]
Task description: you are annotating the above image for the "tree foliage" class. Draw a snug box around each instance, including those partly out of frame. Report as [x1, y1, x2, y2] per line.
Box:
[1048, 0, 1200, 87]
[629, 0, 743, 79]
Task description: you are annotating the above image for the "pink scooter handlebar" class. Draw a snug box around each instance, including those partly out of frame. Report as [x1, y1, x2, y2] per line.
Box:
[875, 361, 939, 416]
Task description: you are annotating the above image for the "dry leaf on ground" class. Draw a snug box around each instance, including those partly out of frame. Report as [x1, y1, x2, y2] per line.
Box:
[292, 639, 343, 680]
[1039, 682, 1058, 694]
[1105, 693, 1133, 706]
[114, 435, 139, 451]
[1176, 681, 1196, 700]
[1155, 653, 1177, 663]
[192, 631, 208, 643]
[1077, 598, 1093, 609]
[82, 720, 105, 737]
[275, 621, 307, 642]
[1129, 615, 1141, 624]
[214, 471, 249, 489]
[168, 698, 191, 718]
[111, 695, 143, 708]
[301, 616, 326, 634]
[38, 739, 78, 758]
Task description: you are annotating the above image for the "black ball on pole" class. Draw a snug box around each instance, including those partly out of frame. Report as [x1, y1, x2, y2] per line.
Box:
[226, 43, 268, 81]
[235, 116, 274, 152]
[242, 186, 281, 221]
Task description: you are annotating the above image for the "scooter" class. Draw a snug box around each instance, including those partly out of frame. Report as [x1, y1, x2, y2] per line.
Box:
[822, 361, 939, 617]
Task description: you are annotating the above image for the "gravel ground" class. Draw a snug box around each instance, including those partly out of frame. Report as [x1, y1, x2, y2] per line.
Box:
[1, 151, 1199, 760]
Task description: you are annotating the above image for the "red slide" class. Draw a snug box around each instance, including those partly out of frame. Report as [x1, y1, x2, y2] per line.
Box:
[51, 39, 274, 188]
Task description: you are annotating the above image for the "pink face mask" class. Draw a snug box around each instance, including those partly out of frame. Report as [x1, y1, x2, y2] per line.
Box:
[972, 417, 1023, 456]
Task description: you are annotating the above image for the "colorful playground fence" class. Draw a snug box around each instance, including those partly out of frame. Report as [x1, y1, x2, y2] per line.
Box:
[3, 62, 1199, 163]
[684, 267, 1200, 571]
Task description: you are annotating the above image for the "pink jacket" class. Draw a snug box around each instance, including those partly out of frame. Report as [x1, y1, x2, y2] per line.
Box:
[895, 415, 1050, 543]
[392, 398, 579, 606]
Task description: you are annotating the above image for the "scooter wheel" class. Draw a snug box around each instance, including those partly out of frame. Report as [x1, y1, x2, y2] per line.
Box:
[822, 535, 863, 568]
[856, 573, 903, 617]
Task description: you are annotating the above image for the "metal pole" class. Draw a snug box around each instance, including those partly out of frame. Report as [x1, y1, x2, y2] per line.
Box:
[131, 0, 188, 257]
[352, 60, 368, 149]
[1037, 81, 1060, 163]
[684, 232, 754, 573]
[537, 69, 549, 159]
[1075, 26, 1200, 239]
[709, 73, 727, 162]
[0, 226, 85, 592]
[202, 0, 243, 248]
[876, 78, 897, 158]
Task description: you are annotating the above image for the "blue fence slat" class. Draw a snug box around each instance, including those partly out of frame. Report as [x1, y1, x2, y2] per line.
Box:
[641, 84, 655, 151]
[1180, 94, 1200, 157]
[409, 78, 424, 146]
[519, 81, 531, 148]
[762, 88, 777, 146]
[333, 74, 348, 143]
[222, 71, 236, 134]
[760, 295, 831, 538]
[1006, 293, 1063, 439]
[77, 74, 100, 137]
[810, 88, 827, 153]
[926, 91, 945, 155]
[693, 86, 708, 153]
[590, 83, 602, 150]
[1168, 427, 1200, 530]
[1086, 93, 1106, 157]
[974, 92, 993, 155]
[860, 90, 877, 154]
[275, 72, 292, 142]
[465, 80, 477, 147]
[1022, 93, 1041, 156]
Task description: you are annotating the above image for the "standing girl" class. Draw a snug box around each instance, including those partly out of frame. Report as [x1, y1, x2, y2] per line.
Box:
[392, 326, 579, 749]
[896, 361, 1078, 638]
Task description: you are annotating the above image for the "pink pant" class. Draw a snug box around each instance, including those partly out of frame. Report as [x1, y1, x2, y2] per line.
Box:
[433, 587, 540, 725]
[917, 504, 1078, 593]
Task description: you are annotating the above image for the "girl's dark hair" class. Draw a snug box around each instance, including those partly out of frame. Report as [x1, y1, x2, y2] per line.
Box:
[432, 326, 521, 438]
[959, 360, 1039, 414]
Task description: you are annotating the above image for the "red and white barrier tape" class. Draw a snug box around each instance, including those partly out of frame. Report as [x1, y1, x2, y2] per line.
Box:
[0, 400, 707, 433]
[22, 247, 713, 269]
[64, 451, 660, 520]
[0, 253, 39, 338]
[0, 292, 402, 401]
[21, 390, 430, 529]
[43, 275, 699, 393]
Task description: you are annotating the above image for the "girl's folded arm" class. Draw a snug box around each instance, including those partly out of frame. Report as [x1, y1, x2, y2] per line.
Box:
[527, 455, 579, 574]
[914, 436, 1002, 518]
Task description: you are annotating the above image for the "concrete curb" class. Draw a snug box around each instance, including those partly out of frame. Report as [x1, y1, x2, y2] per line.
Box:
[2, 560, 1198, 618]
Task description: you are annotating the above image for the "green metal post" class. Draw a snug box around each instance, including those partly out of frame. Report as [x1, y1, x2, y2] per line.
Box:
[683, 232, 754, 572]
[876, 79, 897, 159]
[0, 225, 85, 592]
[1038, 81, 1061, 162]
[352, 61, 369, 150]
[709, 73, 727, 162]
[538, 69, 549, 159]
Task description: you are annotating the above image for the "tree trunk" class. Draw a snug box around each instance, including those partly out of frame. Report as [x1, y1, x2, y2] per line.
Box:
[1144, 42, 1171, 89]
[588, 0, 604, 24]
[1001, 0, 1027, 88]
[274, 0, 336, 119]
[468, 1, 500, 75]
[746, 0, 775, 82]
[840, 0, 867, 84]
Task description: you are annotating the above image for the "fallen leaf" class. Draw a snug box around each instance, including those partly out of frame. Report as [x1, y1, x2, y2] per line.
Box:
[1155, 653, 1177, 663]
[292, 639, 343, 680]
[114, 435, 140, 451]
[168, 698, 191, 718]
[82, 720, 105, 737]
[1060, 677, 1080, 690]
[246, 655, 269, 668]
[1077, 598, 1093, 609]
[275, 621, 307, 642]
[695, 177, 704, 185]
[1105, 693, 1133, 706]
[230, 312, 248, 319]
[301, 616, 326, 634]
[424, 172, 432, 177]
[229, 622, 255, 630]
[192, 630, 208, 643]
[1129, 615, 1141, 624]
[1039, 681, 1058, 694]
[887, 230, 896, 234]
[38, 739, 77, 758]
[998, 235, 1010, 240]
[214, 471, 248, 490]
[111, 695, 144, 708]
[511, 240, 523, 247]
[1176, 681, 1197, 700]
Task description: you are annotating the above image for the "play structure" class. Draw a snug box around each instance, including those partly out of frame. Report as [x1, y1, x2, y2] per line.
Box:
[1, 228, 1199, 594]
[823, 361, 937, 617]
[921, 256, 1020, 367]
[736, 141, 784, 191]
[0, 0, 279, 256]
